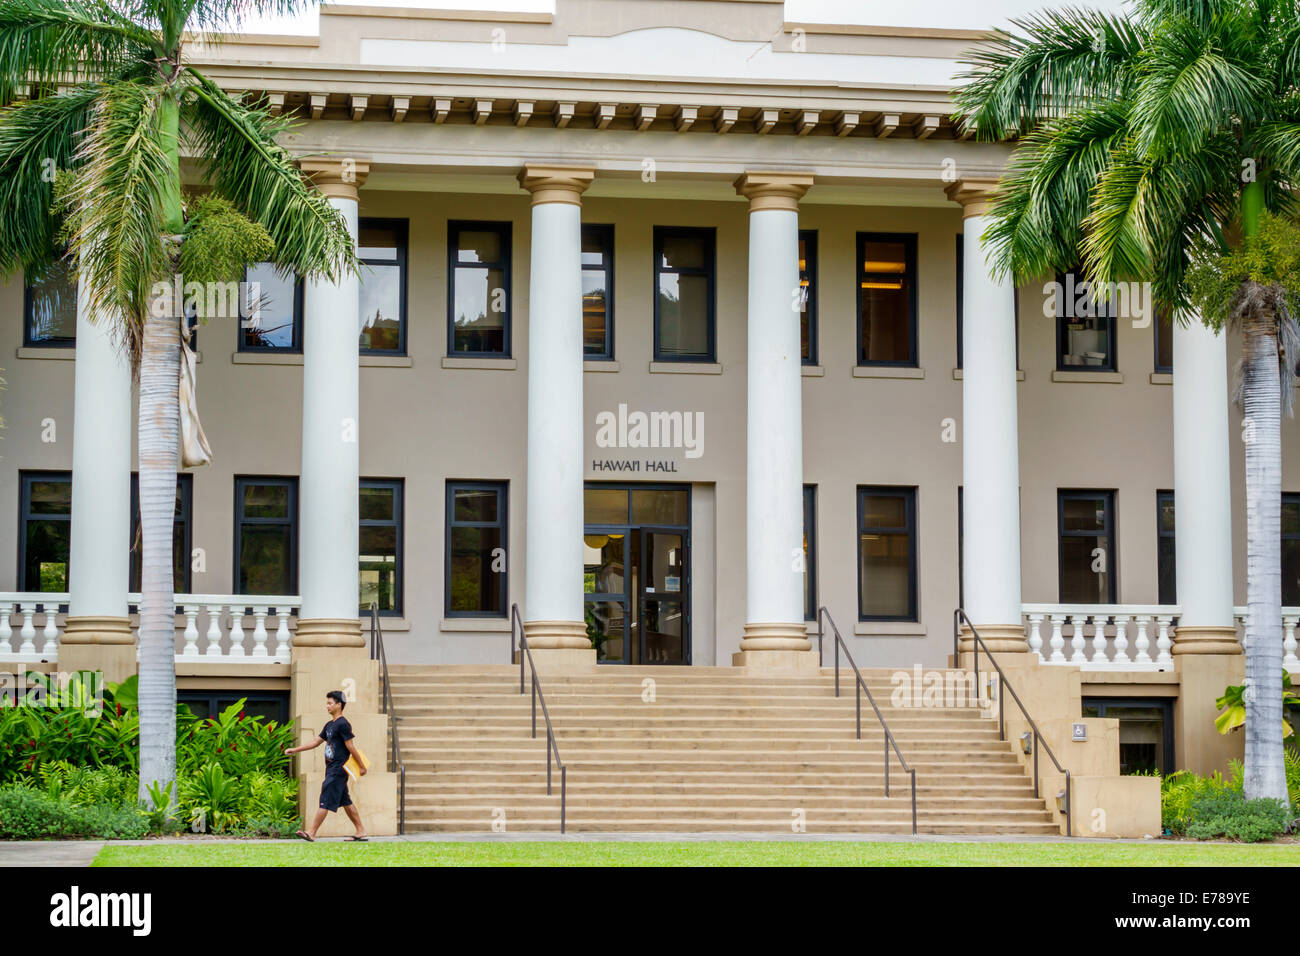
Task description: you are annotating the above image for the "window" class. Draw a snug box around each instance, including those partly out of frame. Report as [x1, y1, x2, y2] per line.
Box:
[857, 232, 917, 366]
[957, 486, 964, 609]
[857, 486, 918, 621]
[448, 220, 510, 356]
[1157, 491, 1176, 605]
[131, 474, 193, 593]
[653, 226, 716, 362]
[803, 485, 817, 621]
[1154, 310, 1173, 373]
[178, 690, 289, 724]
[1284, 495, 1300, 606]
[24, 260, 77, 347]
[1081, 698, 1174, 774]
[956, 235, 1019, 369]
[582, 224, 614, 359]
[800, 230, 817, 365]
[1058, 490, 1117, 603]
[1055, 270, 1117, 371]
[358, 218, 408, 355]
[240, 262, 302, 352]
[360, 479, 403, 616]
[446, 481, 507, 617]
[234, 477, 298, 596]
[19, 472, 71, 591]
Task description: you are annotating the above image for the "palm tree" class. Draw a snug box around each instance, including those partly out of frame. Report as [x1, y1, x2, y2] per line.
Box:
[956, 0, 1300, 802]
[0, 0, 357, 804]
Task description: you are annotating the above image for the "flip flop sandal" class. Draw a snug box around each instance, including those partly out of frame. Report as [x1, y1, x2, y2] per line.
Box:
[295, 830, 315, 842]
[346, 836, 369, 842]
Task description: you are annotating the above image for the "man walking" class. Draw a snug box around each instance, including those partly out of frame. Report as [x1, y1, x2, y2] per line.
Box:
[285, 690, 369, 842]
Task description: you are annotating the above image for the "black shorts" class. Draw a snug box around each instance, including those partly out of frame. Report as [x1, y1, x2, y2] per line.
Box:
[319, 772, 353, 812]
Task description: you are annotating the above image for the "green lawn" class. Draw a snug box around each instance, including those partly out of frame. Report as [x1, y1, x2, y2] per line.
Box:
[90, 839, 1300, 867]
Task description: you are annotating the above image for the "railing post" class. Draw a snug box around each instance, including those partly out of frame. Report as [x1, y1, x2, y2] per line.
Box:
[1065, 771, 1072, 838]
[884, 737, 890, 797]
[561, 765, 567, 834]
[546, 733, 552, 795]
[910, 769, 917, 835]
[834, 631, 840, 697]
[531, 674, 538, 738]
[1033, 730, 1040, 799]
[855, 683, 861, 739]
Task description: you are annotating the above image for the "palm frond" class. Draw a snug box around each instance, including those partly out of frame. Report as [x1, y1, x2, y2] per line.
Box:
[68, 78, 174, 360]
[1080, 147, 1151, 285]
[181, 68, 356, 283]
[180, 0, 320, 35]
[1136, 0, 1241, 29]
[953, 6, 1143, 139]
[1129, 17, 1268, 159]
[0, 0, 160, 102]
[0, 84, 100, 275]
[980, 101, 1131, 282]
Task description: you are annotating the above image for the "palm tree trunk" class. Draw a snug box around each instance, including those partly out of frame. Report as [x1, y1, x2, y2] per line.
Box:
[136, 305, 180, 805]
[1240, 308, 1289, 802]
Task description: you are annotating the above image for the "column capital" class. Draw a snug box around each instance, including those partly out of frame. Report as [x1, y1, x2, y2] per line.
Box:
[299, 158, 370, 201]
[734, 170, 814, 212]
[517, 163, 595, 205]
[945, 176, 1002, 218]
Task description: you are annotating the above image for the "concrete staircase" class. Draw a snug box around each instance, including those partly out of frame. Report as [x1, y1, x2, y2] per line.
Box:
[386, 665, 1063, 834]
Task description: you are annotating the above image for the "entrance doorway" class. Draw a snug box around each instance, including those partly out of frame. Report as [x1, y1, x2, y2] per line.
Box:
[583, 484, 690, 664]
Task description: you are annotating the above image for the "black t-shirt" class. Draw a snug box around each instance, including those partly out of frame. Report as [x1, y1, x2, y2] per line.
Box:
[320, 716, 354, 775]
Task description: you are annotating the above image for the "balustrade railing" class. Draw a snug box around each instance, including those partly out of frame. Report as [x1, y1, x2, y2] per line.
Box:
[0, 593, 301, 662]
[1232, 607, 1300, 672]
[1021, 605, 1179, 670]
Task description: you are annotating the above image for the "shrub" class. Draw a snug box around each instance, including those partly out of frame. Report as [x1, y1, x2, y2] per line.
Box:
[1182, 790, 1291, 842]
[0, 784, 148, 840]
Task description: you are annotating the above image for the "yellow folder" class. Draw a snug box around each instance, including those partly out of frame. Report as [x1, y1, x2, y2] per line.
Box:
[344, 747, 370, 782]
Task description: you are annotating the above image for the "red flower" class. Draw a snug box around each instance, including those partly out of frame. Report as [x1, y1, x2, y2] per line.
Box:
[216, 747, 223, 753]
[28, 739, 35, 748]
[66, 732, 71, 740]
[115, 703, 122, 716]
[239, 711, 245, 720]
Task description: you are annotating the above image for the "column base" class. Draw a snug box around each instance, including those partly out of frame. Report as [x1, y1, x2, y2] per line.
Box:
[293, 618, 364, 648]
[60, 616, 136, 685]
[738, 622, 812, 652]
[523, 619, 591, 650]
[1172, 624, 1241, 655]
[731, 648, 821, 671]
[521, 646, 598, 675]
[958, 623, 1028, 655]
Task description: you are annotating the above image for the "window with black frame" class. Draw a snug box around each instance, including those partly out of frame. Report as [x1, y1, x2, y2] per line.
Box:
[360, 479, 403, 616]
[1283, 495, 1300, 606]
[653, 226, 715, 362]
[448, 221, 510, 356]
[858, 486, 918, 621]
[1154, 310, 1174, 373]
[858, 233, 917, 366]
[1058, 490, 1117, 603]
[1081, 698, 1174, 774]
[446, 481, 507, 617]
[800, 230, 817, 365]
[131, 473, 193, 593]
[18, 472, 72, 592]
[240, 262, 302, 352]
[1157, 491, 1176, 605]
[1055, 270, 1117, 371]
[803, 485, 817, 621]
[24, 260, 77, 347]
[178, 691, 289, 724]
[357, 218, 408, 355]
[234, 477, 298, 596]
[582, 223, 614, 359]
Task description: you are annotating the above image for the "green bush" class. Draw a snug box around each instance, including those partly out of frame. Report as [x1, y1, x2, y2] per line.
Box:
[1183, 790, 1291, 842]
[0, 785, 148, 840]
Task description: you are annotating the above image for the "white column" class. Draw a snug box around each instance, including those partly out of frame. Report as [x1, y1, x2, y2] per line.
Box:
[68, 272, 132, 618]
[517, 165, 594, 660]
[1172, 317, 1239, 653]
[734, 171, 815, 666]
[297, 160, 368, 640]
[948, 179, 1026, 651]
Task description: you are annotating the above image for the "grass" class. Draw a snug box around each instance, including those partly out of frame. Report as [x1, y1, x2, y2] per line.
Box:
[90, 839, 1300, 867]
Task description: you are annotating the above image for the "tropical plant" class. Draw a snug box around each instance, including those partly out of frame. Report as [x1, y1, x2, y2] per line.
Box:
[0, 0, 358, 806]
[955, 0, 1300, 802]
[1216, 672, 1298, 737]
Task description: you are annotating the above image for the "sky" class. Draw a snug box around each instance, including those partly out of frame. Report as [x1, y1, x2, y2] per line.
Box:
[243, 0, 1136, 36]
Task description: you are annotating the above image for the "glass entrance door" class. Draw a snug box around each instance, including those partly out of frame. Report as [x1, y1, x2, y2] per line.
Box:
[582, 485, 690, 664]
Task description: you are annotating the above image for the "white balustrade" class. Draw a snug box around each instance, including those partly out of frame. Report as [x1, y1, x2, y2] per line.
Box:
[127, 594, 301, 663]
[0, 594, 68, 661]
[1021, 605, 1182, 671]
[1232, 607, 1300, 674]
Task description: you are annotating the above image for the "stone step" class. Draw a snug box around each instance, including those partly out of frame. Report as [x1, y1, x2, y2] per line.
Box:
[403, 816, 1061, 834]
[402, 793, 1050, 810]
[395, 737, 1008, 754]
[400, 770, 1037, 788]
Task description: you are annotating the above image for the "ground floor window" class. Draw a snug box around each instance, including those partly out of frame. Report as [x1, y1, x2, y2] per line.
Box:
[360, 479, 403, 616]
[446, 481, 507, 617]
[131, 473, 193, 594]
[803, 485, 817, 621]
[18, 471, 71, 592]
[1058, 489, 1116, 603]
[178, 690, 289, 724]
[235, 477, 298, 596]
[857, 486, 917, 621]
[1081, 697, 1174, 774]
[1284, 495, 1300, 606]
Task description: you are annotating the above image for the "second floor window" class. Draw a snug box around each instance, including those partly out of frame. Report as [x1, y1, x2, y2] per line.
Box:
[241, 262, 302, 352]
[1155, 310, 1174, 373]
[803, 485, 817, 620]
[1056, 271, 1117, 372]
[358, 219, 408, 355]
[1284, 495, 1300, 607]
[858, 233, 917, 366]
[446, 481, 508, 617]
[19, 472, 71, 591]
[131, 474, 193, 593]
[800, 230, 817, 365]
[449, 220, 511, 357]
[582, 224, 614, 359]
[858, 486, 918, 621]
[654, 226, 716, 362]
[235, 477, 298, 596]
[25, 260, 77, 348]
[360, 479, 403, 616]
[1157, 491, 1175, 605]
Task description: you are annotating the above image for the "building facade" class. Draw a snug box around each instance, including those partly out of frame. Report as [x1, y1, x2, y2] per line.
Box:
[2, 1, 1295, 778]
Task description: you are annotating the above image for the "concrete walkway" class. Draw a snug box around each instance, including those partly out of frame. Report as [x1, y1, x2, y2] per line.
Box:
[0, 841, 104, 867]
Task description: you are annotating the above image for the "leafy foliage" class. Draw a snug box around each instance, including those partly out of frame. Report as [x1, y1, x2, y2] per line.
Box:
[1215, 671, 1299, 737]
[1182, 790, 1291, 841]
[1187, 212, 1300, 333]
[178, 193, 274, 288]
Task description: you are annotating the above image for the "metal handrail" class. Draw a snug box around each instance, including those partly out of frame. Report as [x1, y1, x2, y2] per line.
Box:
[954, 607, 1072, 837]
[368, 603, 406, 835]
[817, 606, 918, 835]
[510, 604, 568, 833]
